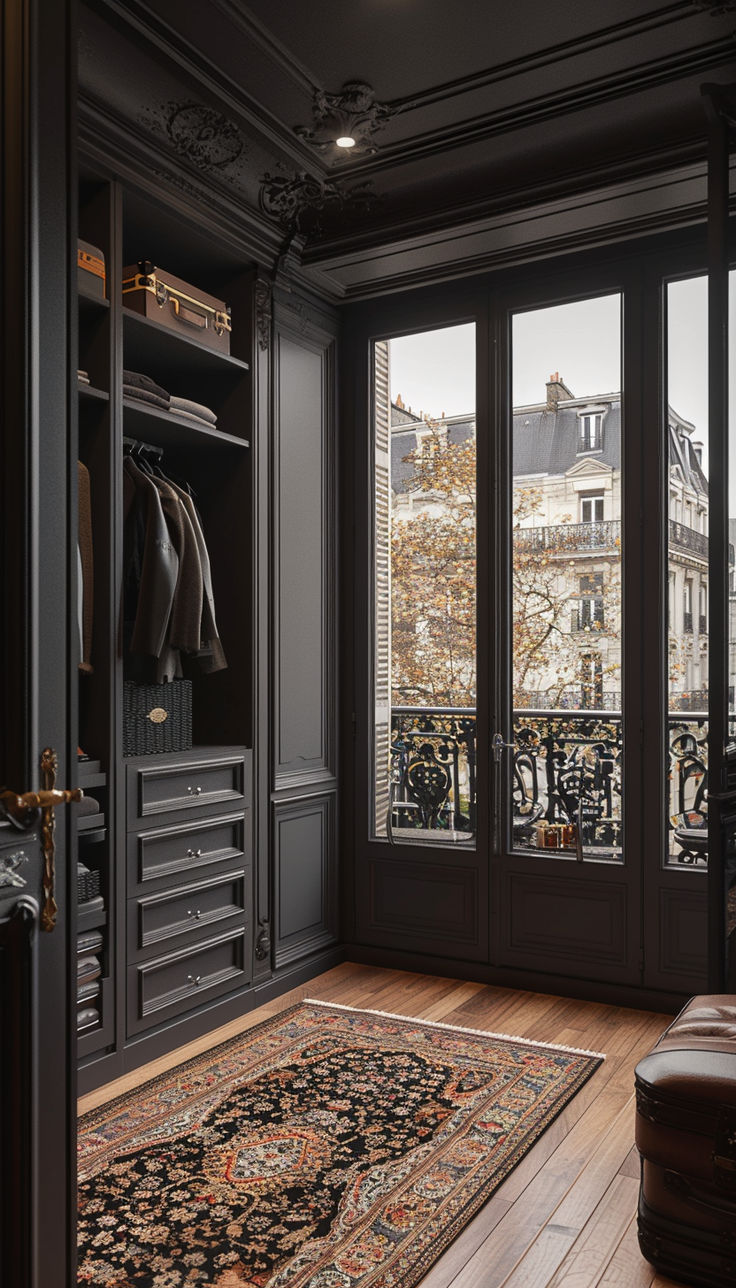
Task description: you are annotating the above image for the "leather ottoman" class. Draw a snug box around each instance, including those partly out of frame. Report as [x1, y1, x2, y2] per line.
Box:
[635, 995, 736, 1287]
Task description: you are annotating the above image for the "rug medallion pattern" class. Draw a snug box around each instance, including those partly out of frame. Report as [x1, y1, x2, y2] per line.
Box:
[78, 1001, 603, 1286]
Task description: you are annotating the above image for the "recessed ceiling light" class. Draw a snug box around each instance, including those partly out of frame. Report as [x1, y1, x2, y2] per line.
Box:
[336, 135, 356, 149]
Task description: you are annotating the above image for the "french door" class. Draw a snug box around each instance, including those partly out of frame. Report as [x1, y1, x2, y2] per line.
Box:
[349, 259, 713, 1001]
[0, 1, 77, 1285]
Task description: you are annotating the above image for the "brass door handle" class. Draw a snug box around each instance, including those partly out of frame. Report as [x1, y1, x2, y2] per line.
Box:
[0, 787, 83, 825]
[0, 749, 84, 932]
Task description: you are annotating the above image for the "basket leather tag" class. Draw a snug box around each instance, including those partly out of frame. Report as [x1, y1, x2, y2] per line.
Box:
[148, 707, 168, 724]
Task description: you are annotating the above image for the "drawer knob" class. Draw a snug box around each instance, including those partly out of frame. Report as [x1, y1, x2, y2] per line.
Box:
[186, 848, 203, 859]
[187, 973, 202, 987]
[186, 785, 203, 796]
[187, 908, 202, 920]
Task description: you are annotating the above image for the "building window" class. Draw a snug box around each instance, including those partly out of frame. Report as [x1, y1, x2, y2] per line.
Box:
[579, 652, 603, 708]
[684, 579, 693, 633]
[578, 413, 602, 452]
[576, 573, 604, 631]
[580, 493, 604, 523]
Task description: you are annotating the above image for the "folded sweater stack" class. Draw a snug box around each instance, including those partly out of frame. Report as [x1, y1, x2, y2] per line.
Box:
[123, 369, 170, 410]
[123, 370, 217, 428]
[170, 394, 218, 429]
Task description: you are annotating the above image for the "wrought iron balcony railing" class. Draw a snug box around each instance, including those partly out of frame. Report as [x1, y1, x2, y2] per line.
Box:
[513, 518, 709, 562]
[514, 520, 620, 553]
[669, 520, 708, 560]
[390, 704, 708, 867]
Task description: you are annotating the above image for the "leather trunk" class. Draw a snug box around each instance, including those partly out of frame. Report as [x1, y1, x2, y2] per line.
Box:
[122, 260, 231, 354]
[635, 995, 736, 1287]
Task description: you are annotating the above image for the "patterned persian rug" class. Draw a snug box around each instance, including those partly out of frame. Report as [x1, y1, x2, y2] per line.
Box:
[77, 1000, 603, 1287]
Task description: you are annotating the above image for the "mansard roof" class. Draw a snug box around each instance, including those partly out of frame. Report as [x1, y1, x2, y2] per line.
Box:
[390, 393, 707, 497]
[512, 399, 621, 477]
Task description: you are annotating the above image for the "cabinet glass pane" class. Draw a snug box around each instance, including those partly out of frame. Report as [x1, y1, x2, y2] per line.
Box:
[511, 295, 623, 859]
[372, 325, 476, 843]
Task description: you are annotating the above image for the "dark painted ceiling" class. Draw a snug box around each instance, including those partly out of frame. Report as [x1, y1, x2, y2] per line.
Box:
[79, 0, 736, 297]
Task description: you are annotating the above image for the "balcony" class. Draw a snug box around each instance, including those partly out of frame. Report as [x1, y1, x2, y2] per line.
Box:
[669, 520, 708, 561]
[390, 704, 708, 866]
[513, 518, 709, 562]
[514, 520, 620, 554]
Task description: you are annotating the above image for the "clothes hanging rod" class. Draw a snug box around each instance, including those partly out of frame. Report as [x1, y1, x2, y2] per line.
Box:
[123, 436, 164, 459]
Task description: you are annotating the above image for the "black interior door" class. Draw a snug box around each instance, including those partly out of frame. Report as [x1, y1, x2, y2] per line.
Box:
[0, 1, 76, 1284]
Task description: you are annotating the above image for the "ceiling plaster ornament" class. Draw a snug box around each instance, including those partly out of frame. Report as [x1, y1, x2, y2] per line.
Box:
[140, 100, 247, 177]
[259, 167, 377, 239]
[254, 279, 272, 351]
[295, 81, 396, 158]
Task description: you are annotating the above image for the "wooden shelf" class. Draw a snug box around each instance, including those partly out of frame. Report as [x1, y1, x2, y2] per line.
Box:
[78, 383, 109, 403]
[123, 307, 249, 381]
[78, 282, 109, 313]
[77, 903, 108, 932]
[123, 398, 249, 450]
[78, 770, 107, 790]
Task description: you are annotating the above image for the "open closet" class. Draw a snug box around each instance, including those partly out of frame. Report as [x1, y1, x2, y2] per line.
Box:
[74, 164, 339, 1093]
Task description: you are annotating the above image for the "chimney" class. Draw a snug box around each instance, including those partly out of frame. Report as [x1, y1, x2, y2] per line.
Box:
[395, 393, 404, 409]
[546, 371, 574, 411]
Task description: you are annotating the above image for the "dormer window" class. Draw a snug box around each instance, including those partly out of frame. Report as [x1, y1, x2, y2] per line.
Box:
[578, 412, 603, 452]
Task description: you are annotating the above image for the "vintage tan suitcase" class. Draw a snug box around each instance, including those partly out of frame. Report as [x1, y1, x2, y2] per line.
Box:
[122, 260, 231, 354]
[78, 239, 106, 298]
[635, 995, 736, 1288]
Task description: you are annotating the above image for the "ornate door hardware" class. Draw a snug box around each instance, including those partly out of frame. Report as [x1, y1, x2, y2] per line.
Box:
[0, 748, 83, 931]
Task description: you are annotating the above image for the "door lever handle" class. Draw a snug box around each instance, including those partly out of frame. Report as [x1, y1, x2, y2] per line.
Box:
[492, 733, 515, 764]
[0, 749, 84, 932]
[0, 787, 83, 826]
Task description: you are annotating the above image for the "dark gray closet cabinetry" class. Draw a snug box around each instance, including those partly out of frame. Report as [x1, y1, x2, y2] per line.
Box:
[75, 174, 260, 1092]
[125, 748, 252, 1036]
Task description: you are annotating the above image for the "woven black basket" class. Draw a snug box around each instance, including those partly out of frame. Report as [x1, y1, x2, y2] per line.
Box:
[122, 680, 192, 756]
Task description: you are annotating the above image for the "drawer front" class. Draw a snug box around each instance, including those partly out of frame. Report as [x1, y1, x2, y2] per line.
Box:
[129, 869, 249, 960]
[129, 753, 247, 823]
[127, 928, 248, 1035]
[128, 813, 246, 891]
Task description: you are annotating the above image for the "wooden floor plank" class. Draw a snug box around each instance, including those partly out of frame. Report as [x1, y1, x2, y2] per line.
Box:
[598, 1215, 656, 1287]
[545, 1174, 640, 1287]
[78, 963, 670, 1287]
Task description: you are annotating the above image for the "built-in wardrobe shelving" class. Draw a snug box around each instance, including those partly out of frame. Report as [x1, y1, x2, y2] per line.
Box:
[75, 173, 256, 1090]
[74, 155, 342, 1094]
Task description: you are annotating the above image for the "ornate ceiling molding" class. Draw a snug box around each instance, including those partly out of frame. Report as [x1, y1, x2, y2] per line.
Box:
[295, 81, 397, 159]
[259, 167, 377, 238]
[139, 100, 248, 176]
[340, 37, 736, 178]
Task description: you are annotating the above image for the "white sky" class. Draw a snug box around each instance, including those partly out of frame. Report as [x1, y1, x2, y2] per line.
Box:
[387, 284, 715, 448]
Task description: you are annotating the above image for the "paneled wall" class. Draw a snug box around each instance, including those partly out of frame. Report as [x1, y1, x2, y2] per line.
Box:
[271, 291, 339, 968]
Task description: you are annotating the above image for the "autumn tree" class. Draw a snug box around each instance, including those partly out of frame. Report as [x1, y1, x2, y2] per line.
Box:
[391, 424, 476, 706]
[390, 429, 621, 709]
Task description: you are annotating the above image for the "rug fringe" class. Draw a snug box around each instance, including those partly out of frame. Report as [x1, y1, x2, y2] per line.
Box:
[303, 998, 606, 1060]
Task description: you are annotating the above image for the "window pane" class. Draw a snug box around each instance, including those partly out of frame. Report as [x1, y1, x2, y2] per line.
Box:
[511, 297, 623, 859]
[372, 325, 476, 842]
[666, 277, 709, 868]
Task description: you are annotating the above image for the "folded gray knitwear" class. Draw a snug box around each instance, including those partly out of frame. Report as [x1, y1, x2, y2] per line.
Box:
[169, 394, 217, 425]
[170, 407, 219, 429]
[123, 387, 170, 410]
[123, 369, 170, 401]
